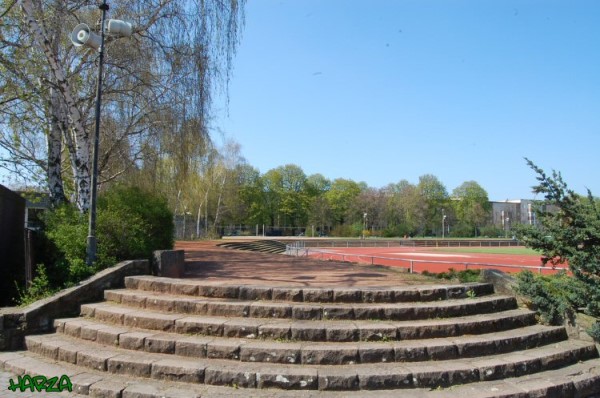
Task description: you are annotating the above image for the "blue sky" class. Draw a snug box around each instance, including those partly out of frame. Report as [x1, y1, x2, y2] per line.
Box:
[214, 0, 600, 200]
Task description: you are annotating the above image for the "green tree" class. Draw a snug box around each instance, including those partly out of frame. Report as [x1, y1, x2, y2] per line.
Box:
[452, 181, 492, 236]
[417, 174, 448, 236]
[515, 159, 600, 331]
[384, 180, 420, 237]
[325, 178, 361, 227]
[1, 0, 245, 211]
[305, 173, 331, 235]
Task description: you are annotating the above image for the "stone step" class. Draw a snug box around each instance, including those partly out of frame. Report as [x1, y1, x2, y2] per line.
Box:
[79, 302, 538, 342]
[22, 333, 599, 391]
[103, 288, 516, 321]
[53, 317, 569, 365]
[3, 350, 599, 397]
[124, 275, 495, 303]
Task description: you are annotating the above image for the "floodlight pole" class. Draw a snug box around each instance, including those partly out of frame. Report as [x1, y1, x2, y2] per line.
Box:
[86, 0, 109, 266]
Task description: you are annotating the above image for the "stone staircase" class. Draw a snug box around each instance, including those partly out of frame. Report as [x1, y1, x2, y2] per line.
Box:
[1, 276, 599, 397]
[217, 240, 287, 254]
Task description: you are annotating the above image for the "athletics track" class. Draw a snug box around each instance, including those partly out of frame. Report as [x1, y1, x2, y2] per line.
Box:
[300, 246, 568, 275]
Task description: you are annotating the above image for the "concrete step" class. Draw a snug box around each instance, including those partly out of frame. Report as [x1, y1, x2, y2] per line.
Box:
[79, 302, 538, 342]
[104, 288, 516, 321]
[53, 317, 569, 365]
[124, 275, 495, 303]
[3, 350, 599, 397]
[21, 333, 599, 391]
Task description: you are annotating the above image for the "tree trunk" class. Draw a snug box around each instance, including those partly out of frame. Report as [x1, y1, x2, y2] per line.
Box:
[47, 89, 67, 206]
[20, 0, 91, 212]
[213, 174, 227, 230]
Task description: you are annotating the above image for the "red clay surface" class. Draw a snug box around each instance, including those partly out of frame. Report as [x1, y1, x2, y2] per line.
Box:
[303, 246, 568, 275]
[176, 241, 568, 285]
[175, 241, 437, 287]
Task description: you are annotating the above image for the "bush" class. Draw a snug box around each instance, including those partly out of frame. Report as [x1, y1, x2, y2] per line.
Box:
[96, 185, 174, 267]
[16, 264, 57, 306]
[21, 185, 174, 304]
[479, 225, 506, 238]
[421, 268, 481, 283]
[514, 270, 589, 325]
[589, 322, 600, 341]
[448, 223, 475, 238]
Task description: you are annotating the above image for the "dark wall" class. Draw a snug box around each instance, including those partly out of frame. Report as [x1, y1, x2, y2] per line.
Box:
[0, 184, 25, 306]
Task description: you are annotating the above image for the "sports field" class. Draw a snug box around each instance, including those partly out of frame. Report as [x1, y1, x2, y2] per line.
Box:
[301, 245, 567, 275]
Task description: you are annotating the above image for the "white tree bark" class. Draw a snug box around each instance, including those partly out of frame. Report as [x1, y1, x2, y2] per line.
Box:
[47, 87, 67, 205]
[20, 0, 91, 211]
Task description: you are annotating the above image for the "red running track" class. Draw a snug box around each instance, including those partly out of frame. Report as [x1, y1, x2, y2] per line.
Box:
[303, 246, 568, 275]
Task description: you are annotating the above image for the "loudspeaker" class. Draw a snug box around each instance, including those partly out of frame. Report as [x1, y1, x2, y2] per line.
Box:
[105, 19, 133, 37]
[70, 23, 101, 50]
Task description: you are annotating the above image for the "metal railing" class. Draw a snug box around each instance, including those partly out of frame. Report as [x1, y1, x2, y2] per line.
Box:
[285, 244, 565, 275]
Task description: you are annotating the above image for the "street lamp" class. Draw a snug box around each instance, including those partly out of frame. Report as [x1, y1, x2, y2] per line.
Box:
[363, 212, 367, 239]
[70, 1, 133, 266]
[442, 215, 447, 239]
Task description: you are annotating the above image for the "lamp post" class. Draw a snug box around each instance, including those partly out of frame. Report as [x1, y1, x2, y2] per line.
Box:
[442, 215, 447, 239]
[363, 212, 367, 239]
[70, 2, 133, 266]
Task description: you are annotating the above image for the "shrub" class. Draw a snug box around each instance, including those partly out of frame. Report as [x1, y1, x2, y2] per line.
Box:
[16, 264, 56, 306]
[514, 270, 589, 325]
[420, 268, 481, 283]
[96, 185, 174, 267]
[479, 225, 506, 238]
[448, 223, 475, 238]
[515, 160, 600, 336]
[23, 185, 173, 304]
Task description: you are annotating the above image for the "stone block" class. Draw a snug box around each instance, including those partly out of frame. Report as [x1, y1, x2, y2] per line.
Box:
[239, 341, 301, 364]
[362, 288, 394, 303]
[292, 304, 322, 320]
[322, 305, 354, 320]
[144, 333, 176, 354]
[118, 331, 152, 350]
[326, 324, 358, 342]
[197, 284, 239, 299]
[169, 281, 199, 296]
[151, 358, 205, 382]
[204, 365, 257, 388]
[175, 316, 225, 336]
[107, 354, 153, 377]
[318, 369, 359, 391]
[249, 302, 292, 318]
[358, 343, 394, 363]
[357, 323, 397, 342]
[175, 335, 212, 357]
[76, 348, 114, 371]
[301, 344, 358, 365]
[332, 288, 362, 303]
[152, 249, 185, 278]
[239, 285, 272, 300]
[291, 321, 326, 341]
[302, 288, 333, 303]
[272, 287, 303, 302]
[258, 322, 291, 340]
[356, 367, 413, 389]
[256, 367, 318, 390]
[207, 340, 241, 360]
[222, 319, 262, 338]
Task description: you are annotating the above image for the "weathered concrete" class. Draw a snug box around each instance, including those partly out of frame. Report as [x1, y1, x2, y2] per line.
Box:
[0, 259, 149, 351]
[152, 249, 185, 278]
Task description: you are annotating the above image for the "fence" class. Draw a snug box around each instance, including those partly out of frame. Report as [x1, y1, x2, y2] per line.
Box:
[285, 244, 564, 276]
[300, 239, 521, 248]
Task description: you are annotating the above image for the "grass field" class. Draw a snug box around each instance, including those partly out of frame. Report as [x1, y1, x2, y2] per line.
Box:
[431, 246, 541, 256]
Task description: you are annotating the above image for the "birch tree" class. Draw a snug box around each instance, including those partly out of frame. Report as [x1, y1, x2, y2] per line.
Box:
[0, 0, 245, 211]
